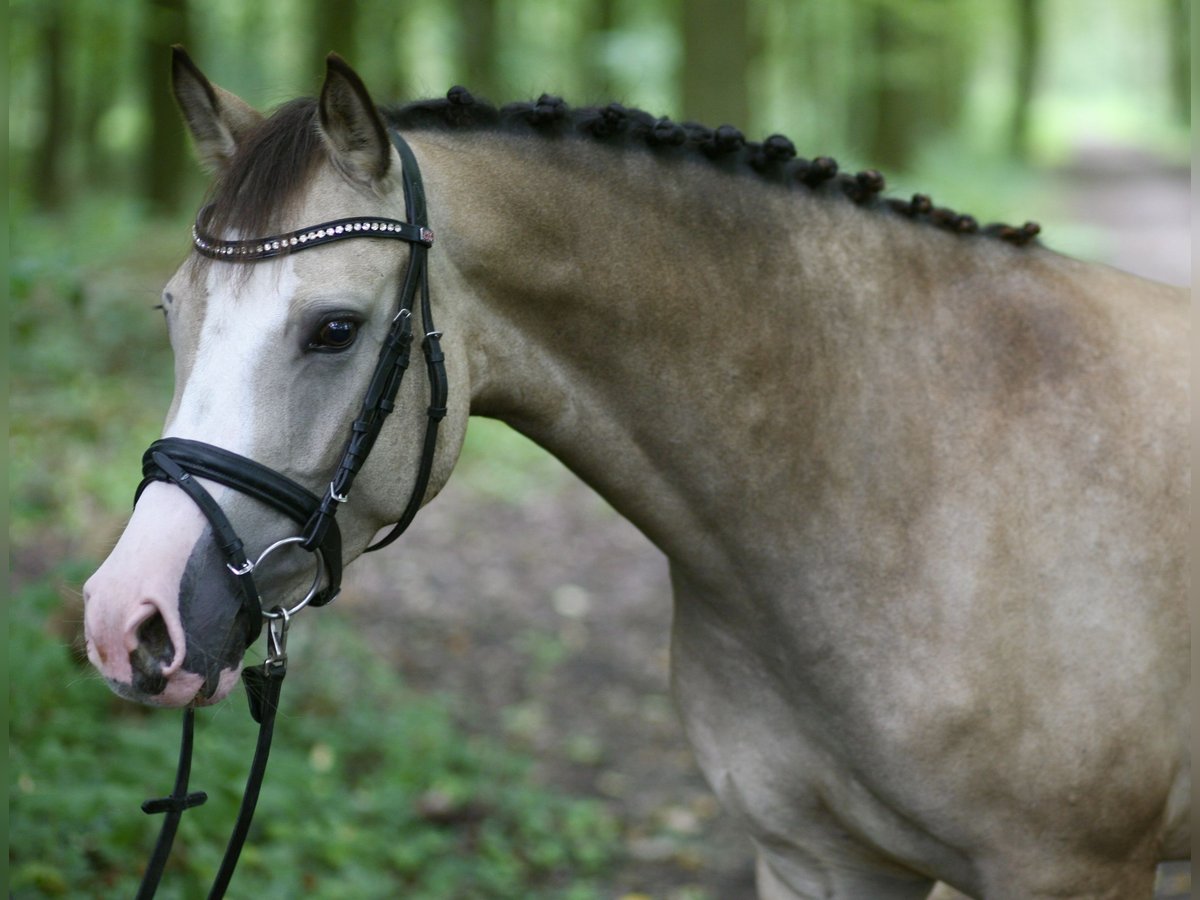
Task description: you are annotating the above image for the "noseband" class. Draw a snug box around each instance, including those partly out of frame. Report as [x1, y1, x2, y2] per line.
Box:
[134, 132, 446, 898]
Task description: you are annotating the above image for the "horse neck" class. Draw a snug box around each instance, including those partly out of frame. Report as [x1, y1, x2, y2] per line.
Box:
[415, 130, 945, 580]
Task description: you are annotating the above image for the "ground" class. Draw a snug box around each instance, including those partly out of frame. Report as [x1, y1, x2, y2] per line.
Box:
[340, 462, 755, 898]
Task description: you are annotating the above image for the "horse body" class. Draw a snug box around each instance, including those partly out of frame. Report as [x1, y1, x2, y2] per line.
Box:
[83, 54, 1188, 898]
[423, 132, 1189, 897]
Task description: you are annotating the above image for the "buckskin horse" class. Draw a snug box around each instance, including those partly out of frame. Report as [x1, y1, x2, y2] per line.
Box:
[83, 49, 1188, 899]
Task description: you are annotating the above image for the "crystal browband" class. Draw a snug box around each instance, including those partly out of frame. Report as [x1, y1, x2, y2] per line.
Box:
[192, 206, 434, 261]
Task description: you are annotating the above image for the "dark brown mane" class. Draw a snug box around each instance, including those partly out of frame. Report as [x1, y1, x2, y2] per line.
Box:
[203, 88, 1040, 248]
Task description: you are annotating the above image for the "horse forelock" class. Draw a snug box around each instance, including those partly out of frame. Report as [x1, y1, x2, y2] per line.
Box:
[201, 98, 328, 253]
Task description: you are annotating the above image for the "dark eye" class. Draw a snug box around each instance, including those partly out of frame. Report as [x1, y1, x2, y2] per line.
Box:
[309, 318, 359, 352]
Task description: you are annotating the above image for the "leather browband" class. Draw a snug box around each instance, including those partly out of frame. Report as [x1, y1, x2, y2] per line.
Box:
[192, 210, 433, 260]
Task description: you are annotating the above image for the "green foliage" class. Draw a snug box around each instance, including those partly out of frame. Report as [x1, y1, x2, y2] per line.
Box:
[8, 0, 1189, 214]
[9, 197, 181, 547]
[9, 570, 621, 898]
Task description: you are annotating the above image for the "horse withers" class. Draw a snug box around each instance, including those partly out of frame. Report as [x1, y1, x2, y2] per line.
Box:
[83, 50, 1188, 899]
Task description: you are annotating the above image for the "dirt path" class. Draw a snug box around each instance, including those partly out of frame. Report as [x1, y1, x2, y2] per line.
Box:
[1051, 142, 1190, 287]
[339, 466, 757, 897]
[337, 147, 1189, 898]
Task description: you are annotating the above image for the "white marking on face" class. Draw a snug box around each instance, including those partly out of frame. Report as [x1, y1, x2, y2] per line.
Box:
[165, 257, 300, 456]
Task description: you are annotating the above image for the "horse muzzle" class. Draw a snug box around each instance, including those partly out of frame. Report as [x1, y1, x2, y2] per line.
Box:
[83, 470, 328, 707]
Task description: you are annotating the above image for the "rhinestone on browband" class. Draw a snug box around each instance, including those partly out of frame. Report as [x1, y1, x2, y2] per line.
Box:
[192, 206, 434, 261]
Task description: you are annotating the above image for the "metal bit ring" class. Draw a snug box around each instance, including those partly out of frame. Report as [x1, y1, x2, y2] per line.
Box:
[252, 536, 326, 620]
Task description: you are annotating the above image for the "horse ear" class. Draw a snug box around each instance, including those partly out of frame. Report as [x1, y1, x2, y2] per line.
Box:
[317, 53, 392, 184]
[171, 45, 262, 172]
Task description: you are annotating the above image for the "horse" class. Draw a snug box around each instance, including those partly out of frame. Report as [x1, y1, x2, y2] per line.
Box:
[82, 49, 1189, 899]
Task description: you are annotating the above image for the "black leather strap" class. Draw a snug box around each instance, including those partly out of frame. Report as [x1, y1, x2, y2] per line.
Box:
[143, 449, 263, 645]
[206, 657, 285, 899]
[136, 657, 286, 900]
[135, 708, 207, 900]
[138, 437, 344, 611]
[303, 130, 446, 555]
[363, 134, 448, 552]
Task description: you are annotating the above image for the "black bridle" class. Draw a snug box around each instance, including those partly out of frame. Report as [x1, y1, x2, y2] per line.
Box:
[134, 131, 446, 898]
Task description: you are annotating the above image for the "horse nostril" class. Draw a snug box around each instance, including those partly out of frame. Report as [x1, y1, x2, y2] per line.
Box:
[129, 610, 176, 695]
[138, 611, 175, 663]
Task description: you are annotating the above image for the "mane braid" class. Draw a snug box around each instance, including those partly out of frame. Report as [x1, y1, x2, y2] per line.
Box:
[385, 87, 1042, 246]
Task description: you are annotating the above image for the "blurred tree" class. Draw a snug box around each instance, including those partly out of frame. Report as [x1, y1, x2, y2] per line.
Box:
[682, 0, 748, 127]
[7, 0, 1189, 221]
[142, 0, 192, 213]
[584, 0, 619, 101]
[458, 0, 499, 99]
[1010, 0, 1041, 159]
[33, 0, 67, 210]
[313, 0, 359, 64]
[77, 4, 127, 192]
[1166, 0, 1189, 124]
[848, 0, 977, 172]
[859, 0, 923, 171]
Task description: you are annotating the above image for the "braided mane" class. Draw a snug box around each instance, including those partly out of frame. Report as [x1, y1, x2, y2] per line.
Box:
[204, 89, 1041, 251]
[388, 87, 1041, 246]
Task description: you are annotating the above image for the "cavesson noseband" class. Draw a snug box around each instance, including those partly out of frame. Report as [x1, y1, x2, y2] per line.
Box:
[134, 131, 446, 899]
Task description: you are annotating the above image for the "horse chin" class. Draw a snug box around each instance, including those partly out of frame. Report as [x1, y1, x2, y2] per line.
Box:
[190, 665, 245, 705]
[105, 664, 244, 708]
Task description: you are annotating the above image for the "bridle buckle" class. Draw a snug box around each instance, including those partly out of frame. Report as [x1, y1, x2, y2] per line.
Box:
[227, 559, 255, 576]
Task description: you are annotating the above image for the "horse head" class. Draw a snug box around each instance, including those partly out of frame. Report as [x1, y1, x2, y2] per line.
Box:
[83, 49, 465, 707]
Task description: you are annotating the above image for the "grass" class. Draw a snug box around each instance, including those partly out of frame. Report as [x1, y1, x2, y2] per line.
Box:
[9, 568, 619, 898]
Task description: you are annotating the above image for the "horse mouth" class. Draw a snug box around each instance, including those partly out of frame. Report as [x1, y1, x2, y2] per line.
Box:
[106, 665, 243, 708]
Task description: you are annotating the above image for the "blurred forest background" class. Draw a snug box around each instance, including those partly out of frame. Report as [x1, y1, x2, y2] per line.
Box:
[10, 0, 1192, 217]
[9, 1, 1192, 898]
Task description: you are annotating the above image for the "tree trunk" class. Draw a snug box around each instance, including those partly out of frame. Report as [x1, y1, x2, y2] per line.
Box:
[33, 0, 67, 210]
[142, 0, 191, 214]
[681, 0, 749, 127]
[1010, 0, 1041, 160]
[312, 0, 358, 64]
[863, 1, 919, 172]
[1166, 0, 1189, 125]
[585, 0, 619, 102]
[458, 0, 498, 100]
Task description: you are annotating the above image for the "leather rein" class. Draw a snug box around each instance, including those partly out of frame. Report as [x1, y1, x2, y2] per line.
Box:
[134, 131, 446, 899]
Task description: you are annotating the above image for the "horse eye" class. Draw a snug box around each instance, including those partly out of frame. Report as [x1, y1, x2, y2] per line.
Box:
[310, 318, 359, 352]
